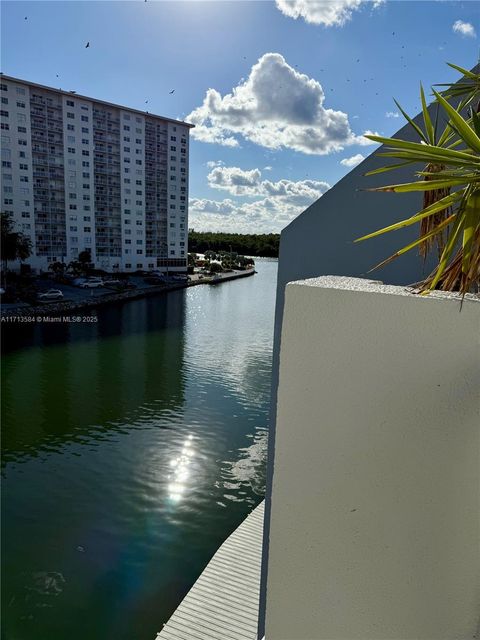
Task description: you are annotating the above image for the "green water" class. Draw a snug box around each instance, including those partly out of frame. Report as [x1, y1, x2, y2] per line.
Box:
[1, 259, 277, 640]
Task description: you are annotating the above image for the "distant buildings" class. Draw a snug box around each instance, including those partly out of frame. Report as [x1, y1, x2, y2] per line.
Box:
[0, 75, 193, 273]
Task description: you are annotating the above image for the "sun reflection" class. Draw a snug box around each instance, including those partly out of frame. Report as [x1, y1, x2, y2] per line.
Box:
[167, 435, 195, 502]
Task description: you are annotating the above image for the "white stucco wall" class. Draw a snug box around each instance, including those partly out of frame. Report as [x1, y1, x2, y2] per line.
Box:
[265, 277, 479, 639]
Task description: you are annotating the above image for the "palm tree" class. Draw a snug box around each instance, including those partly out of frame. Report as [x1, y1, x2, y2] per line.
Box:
[1, 211, 33, 283]
[357, 63, 480, 294]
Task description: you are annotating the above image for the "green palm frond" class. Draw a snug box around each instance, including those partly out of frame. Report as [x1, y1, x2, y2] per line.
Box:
[357, 62, 480, 294]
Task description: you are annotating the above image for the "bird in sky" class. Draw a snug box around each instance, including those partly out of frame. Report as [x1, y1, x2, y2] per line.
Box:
[145, 100, 148, 103]
[56, 74, 59, 78]
[85, 42, 90, 48]
[169, 90, 175, 94]
[24, 16, 27, 20]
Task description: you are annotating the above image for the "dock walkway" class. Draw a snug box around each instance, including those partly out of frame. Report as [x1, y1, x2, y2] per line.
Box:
[156, 500, 264, 640]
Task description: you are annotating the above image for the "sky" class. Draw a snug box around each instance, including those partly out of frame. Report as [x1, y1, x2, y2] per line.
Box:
[1, 0, 479, 234]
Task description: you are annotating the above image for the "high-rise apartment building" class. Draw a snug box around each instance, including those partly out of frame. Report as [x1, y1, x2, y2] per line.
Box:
[0, 75, 193, 273]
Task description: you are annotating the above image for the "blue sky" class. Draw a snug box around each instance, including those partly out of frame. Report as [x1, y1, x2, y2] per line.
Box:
[2, 0, 479, 233]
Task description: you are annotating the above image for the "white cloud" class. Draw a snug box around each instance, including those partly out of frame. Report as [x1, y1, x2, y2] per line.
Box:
[187, 53, 374, 155]
[340, 153, 365, 167]
[207, 165, 330, 202]
[274, 0, 383, 27]
[263, 165, 273, 171]
[357, 130, 380, 146]
[452, 20, 476, 38]
[208, 166, 262, 194]
[385, 111, 400, 119]
[190, 171, 330, 233]
[189, 195, 312, 234]
[206, 160, 225, 168]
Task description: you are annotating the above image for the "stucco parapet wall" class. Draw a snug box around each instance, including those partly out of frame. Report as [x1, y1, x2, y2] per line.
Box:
[288, 274, 480, 303]
[266, 273, 479, 639]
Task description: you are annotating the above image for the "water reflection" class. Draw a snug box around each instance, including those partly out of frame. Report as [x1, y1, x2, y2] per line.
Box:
[1, 293, 186, 466]
[1, 259, 278, 640]
[168, 435, 195, 502]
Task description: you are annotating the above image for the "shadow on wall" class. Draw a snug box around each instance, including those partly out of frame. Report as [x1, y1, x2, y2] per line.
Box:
[257, 63, 480, 640]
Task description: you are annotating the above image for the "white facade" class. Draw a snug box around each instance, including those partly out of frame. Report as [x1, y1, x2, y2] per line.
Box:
[0, 75, 193, 273]
[267, 276, 479, 639]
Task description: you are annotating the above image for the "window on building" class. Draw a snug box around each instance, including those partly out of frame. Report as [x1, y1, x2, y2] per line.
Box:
[67, 112, 75, 119]
[66, 100, 75, 107]
[16, 101, 25, 108]
[81, 116, 89, 122]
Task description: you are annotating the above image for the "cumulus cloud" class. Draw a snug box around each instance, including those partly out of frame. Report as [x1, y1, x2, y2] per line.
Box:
[385, 111, 400, 118]
[187, 53, 375, 155]
[189, 194, 316, 234]
[340, 153, 365, 167]
[452, 20, 476, 38]
[190, 169, 330, 233]
[207, 165, 330, 202]
[274, 0, 383, 27]
[263, 165, 273, 171]
[208, 166, 262, 194]
[206, 160, 225, 168]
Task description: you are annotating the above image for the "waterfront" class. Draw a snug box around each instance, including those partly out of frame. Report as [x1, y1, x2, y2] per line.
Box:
[1, 258, 277, 640]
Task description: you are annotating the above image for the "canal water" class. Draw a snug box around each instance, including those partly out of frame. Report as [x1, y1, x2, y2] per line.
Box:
[1, 258, 277, 640]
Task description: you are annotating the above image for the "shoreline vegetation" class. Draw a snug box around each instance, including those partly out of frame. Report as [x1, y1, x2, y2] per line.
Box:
[188, 231, 279, 258]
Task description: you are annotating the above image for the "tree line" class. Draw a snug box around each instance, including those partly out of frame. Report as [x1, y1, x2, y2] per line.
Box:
[188, 231, 280, 257]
